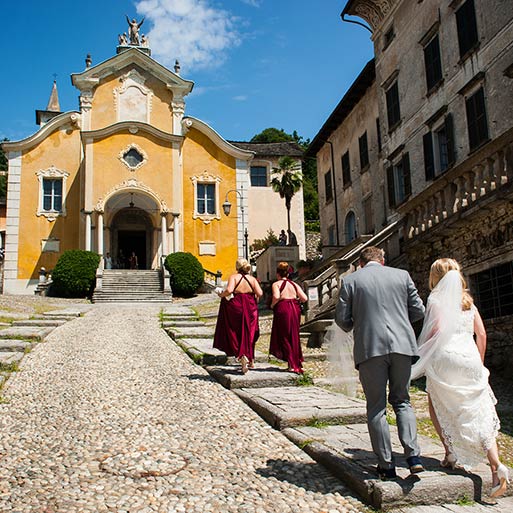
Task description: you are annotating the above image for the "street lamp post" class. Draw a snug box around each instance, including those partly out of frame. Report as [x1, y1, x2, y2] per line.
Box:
[222, 187, 248, 259]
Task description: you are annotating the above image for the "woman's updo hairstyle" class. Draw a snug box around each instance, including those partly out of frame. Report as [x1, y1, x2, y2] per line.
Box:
[235, 258, 251, 274]
[276, 261, 289, 278]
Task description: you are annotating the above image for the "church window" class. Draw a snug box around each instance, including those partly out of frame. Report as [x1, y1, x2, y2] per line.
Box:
[42, 178, 63, 212]
[36, 166, 69, 221]
[191, 171, 221, 224]
[123, 148, 144, 169]
[197, 183, 216, 215]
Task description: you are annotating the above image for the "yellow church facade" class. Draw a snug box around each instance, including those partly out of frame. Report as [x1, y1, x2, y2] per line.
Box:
[3, 47, 257, 294]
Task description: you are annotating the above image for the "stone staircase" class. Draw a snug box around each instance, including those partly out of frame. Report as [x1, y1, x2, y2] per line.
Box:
[92, 269, 171, 303]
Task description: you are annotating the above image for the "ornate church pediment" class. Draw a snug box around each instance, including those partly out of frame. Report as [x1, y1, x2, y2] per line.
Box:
[114, 69, 153, 123]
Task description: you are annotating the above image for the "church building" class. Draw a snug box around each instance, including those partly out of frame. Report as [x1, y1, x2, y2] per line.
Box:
[2, 27, 305, 294]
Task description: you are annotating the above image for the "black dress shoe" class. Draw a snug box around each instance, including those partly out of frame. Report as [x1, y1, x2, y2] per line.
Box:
[376, 466, 397, 480]
[407, 456, 425, 474]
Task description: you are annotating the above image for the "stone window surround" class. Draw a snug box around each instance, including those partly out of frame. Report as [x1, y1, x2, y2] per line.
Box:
[36, 166, 70, 221]
[250, 160, 271, 187]
[118, 143, 148, 171]
[190, 171, 222, 224]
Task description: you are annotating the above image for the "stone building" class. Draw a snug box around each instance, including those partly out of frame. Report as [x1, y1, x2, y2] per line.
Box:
[1, 24, 305, 294]
[307, 0, 513, 374]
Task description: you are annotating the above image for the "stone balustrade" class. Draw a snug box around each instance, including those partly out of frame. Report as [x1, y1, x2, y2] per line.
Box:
[400, 129, 513, 241]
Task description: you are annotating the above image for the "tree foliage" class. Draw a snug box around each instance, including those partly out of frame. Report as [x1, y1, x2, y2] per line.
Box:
[250, 228, 279, 252]
[0, 139, 8, 200]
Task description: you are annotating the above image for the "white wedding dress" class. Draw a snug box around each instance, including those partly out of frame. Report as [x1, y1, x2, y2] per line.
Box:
[426, 303, 500, 468]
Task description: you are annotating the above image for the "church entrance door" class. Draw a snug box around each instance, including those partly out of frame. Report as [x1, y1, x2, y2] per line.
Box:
[118, 230, 146, 269]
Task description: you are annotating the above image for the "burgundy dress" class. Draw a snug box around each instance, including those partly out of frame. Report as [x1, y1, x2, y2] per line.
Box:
[213, 274, 260, 361]
[269, 279, 304, 372]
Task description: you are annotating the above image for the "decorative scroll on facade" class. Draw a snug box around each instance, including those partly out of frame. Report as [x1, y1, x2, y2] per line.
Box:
[346, 0, 397, 31]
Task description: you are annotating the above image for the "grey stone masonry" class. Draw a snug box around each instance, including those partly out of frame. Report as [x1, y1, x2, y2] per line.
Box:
[165, 326, 215, 339]
[233, 386, 367, 430]
[12, 319, 67, 327]
[161, 306, 197, 318]
[205, 363, 300, 389]
[0, 340, 33, 353]
[283, 424, 513, 510]
[161, 320, 205, 328]
[0, 352, 24, 367]
[0, 327, 54, 341]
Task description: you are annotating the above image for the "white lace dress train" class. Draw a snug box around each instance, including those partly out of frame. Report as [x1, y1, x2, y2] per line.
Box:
[426, 306, 500, 469]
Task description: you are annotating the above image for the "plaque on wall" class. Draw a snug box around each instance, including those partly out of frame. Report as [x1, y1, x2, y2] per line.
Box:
[41, 238, 60, 252]
[199, 241, 216, 256]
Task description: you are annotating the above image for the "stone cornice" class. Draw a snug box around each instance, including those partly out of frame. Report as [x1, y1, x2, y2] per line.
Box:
[81, 121, 183, 144]
[343, 0, 397, 32]
[181, 117, 255, 161]
[71, 48, 194, 97]
[2, 112, 81, 152]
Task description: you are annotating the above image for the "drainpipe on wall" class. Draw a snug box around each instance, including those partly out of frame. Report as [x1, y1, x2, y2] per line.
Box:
[325, 140, 340, 246]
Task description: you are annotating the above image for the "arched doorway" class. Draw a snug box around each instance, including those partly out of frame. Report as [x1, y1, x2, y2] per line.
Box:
[105, 192, 160, 270]
[345, 211, 357, 245]
[111, 207, 153, 269]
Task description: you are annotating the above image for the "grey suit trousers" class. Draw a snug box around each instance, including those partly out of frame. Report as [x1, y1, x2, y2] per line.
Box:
[358, 353, 420, 469]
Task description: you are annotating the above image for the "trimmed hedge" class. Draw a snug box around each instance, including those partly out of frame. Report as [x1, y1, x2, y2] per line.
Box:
[164, 252, 204, 297]
[51, 250, 101, 298]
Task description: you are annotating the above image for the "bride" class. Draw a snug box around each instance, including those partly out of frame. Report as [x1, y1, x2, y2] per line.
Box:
[411, 258, 509, 498]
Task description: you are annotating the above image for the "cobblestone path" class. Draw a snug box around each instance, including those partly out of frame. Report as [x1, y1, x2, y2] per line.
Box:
[0, 305, 367, 513]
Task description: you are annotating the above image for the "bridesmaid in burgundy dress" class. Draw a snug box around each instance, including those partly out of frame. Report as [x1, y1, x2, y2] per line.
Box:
[213, 259, 263, 374]
[269, 262, 308, 374]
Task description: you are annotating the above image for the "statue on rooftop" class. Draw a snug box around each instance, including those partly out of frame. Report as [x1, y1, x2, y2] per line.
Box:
[118, 32, 128, 46]
[125, 15, 145, 45]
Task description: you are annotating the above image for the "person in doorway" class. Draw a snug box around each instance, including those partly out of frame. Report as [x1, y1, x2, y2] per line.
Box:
[278, 230, 287, 246]
[269, 262, 308, 374]
[213, 258, 263, 374]
[118, 250, 126, 269]
[129, 251, 138, 269]
[104, 252, 113, 270]
[335, 246, 425, 480]
[411, 258, 509, 498]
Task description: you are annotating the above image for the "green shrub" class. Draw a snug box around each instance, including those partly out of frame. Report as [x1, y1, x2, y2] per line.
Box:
[51, 250, 101, 298]
[164, 252, 204, 297]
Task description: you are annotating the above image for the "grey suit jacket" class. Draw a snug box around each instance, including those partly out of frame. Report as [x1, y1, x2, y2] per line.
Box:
[335, 261, 425, 368]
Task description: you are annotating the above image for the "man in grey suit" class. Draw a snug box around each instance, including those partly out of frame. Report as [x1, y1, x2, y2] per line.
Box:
[335, 246, 425, 480]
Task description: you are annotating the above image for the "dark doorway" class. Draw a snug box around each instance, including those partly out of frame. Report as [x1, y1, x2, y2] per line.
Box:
[118, 230, 146, 269]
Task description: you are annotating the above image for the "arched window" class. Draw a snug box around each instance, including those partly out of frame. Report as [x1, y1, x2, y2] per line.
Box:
[345, 211, 357, 245]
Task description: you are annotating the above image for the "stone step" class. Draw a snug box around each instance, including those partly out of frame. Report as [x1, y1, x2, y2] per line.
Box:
[0, 327, 54, 341]
[94, 298, 172, 303]
[161, 309, 197, 319]
[43, 310, 83, 317]
[282, 424, 513, 510]
[161, 320, 205, 328]
[0, 352, 24, 367]
[166, 326, 215, 339]
[0, 340, 33, 352]
[204, 363, 301, 389]
[12, 319, 67, 328]
[233, 386, 367, 430]
[174, 338, 228, 366]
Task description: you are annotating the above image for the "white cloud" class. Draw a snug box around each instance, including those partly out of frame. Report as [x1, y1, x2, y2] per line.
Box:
[233, 95, 248, 101]
[240, 0, 261, 6]
[135, 0, 241, 71]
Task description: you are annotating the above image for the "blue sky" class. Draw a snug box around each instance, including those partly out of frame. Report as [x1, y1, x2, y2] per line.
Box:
[1, 0, 373, 143]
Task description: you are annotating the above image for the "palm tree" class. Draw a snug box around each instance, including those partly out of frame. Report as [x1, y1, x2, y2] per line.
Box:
[270, 156, 303, 239]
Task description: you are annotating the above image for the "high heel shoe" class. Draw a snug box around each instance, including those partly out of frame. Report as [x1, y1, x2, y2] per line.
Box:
[440, 453, 457, 469]
[490, 463, 510, 498]
[248, 360, 255, 369]
[240, 356, 249, 374]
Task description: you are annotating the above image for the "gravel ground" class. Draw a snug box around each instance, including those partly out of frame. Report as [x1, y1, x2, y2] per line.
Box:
[0, 302, 368, 513]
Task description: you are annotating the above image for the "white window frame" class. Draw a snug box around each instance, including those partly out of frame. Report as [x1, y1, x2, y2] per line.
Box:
[191, 171, 221, 224]
[118, 143, 148, 171]
[36, 166, 69, 221]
